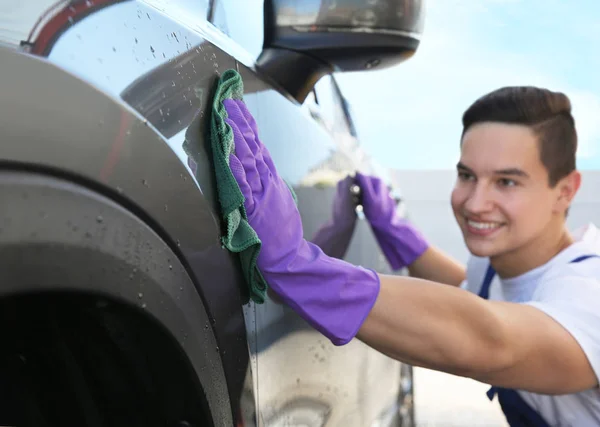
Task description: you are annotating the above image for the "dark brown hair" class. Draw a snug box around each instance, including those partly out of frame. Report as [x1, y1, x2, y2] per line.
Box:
[461, 86, 577, 187]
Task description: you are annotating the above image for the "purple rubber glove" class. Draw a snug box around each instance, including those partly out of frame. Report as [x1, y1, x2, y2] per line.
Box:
[310, 176, 358, 259]
[224, 98, 380, 346]
[356, 172, 428, 270]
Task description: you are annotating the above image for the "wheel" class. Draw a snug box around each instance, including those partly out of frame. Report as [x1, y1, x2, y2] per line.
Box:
[0, 293, 210, 427]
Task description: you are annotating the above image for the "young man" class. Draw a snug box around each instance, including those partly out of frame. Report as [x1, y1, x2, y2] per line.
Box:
[224, 86, 600, 426]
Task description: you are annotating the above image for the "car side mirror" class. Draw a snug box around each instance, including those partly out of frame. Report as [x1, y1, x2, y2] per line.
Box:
[258, 0, 425, 103]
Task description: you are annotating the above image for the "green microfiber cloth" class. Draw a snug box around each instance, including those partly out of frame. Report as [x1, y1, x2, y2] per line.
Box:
[210, 69, 297, 304]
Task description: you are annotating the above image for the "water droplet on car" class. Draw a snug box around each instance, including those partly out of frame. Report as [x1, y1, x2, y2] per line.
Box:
[96, 215, 103, 223]
[138, 292, 143, 299]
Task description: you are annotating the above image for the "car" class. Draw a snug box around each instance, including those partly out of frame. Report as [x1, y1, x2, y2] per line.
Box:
[0, 0, 424, 426]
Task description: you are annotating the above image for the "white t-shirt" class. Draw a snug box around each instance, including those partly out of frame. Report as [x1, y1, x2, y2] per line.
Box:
[462, 223, 600, 427]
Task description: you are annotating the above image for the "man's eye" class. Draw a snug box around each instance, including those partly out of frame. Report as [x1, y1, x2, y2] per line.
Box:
[458, 171, 473, 181]
[499, 178, 517, 187]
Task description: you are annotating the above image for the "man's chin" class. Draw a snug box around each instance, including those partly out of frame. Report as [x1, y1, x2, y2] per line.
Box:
[464, 238, 503, 258]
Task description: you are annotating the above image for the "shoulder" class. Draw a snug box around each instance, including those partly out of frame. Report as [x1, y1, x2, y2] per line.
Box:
[534, 231, 600, 298]
[527, 264, 600, 384]
[533, 259, 600, 304]
[536, 244, 600, 298]
[532, 273, 600, 304]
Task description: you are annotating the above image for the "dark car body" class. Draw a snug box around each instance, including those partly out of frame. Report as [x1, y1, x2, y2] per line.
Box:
[0, 1, 423, 426]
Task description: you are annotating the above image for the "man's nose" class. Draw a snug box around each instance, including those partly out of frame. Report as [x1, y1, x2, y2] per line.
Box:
[463, 184, 493, 214]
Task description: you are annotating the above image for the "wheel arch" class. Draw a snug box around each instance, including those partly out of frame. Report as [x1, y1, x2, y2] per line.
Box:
[0, 169, 233, 426]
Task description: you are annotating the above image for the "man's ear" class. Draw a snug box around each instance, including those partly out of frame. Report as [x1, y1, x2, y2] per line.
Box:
[554, 170, 581, 214]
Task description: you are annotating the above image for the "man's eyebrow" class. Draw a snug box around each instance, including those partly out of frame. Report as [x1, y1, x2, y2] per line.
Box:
[456, 162, 472, 172]
[493, 168, 529, 178]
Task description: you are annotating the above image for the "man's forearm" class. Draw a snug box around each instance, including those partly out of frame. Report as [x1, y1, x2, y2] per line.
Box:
[407, 246, 466, 286]
[357, 274, 506, 377]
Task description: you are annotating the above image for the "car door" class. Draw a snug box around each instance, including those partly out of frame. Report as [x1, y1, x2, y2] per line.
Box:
[209, 2, 404, 426]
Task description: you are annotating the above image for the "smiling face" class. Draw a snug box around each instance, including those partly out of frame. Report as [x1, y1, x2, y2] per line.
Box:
[451, 122, 579, 261]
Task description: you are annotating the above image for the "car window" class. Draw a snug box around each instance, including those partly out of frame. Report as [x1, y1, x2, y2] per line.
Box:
[209, 0, 264, 60]
[313, 75, 354, 137]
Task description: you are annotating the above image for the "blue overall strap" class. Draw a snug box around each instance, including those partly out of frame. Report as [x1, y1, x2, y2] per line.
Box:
[487, 387, 551, 427]
[570, 254, 600, 263]
[478, 264, 496, 299]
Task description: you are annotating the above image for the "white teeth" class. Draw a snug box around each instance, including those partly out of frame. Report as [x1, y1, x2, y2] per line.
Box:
[467, 220, 501, 230]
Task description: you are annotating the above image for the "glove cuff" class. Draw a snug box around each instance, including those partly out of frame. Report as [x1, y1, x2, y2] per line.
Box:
[263, 240, 381, 346]
[370, 218, 429, 270]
